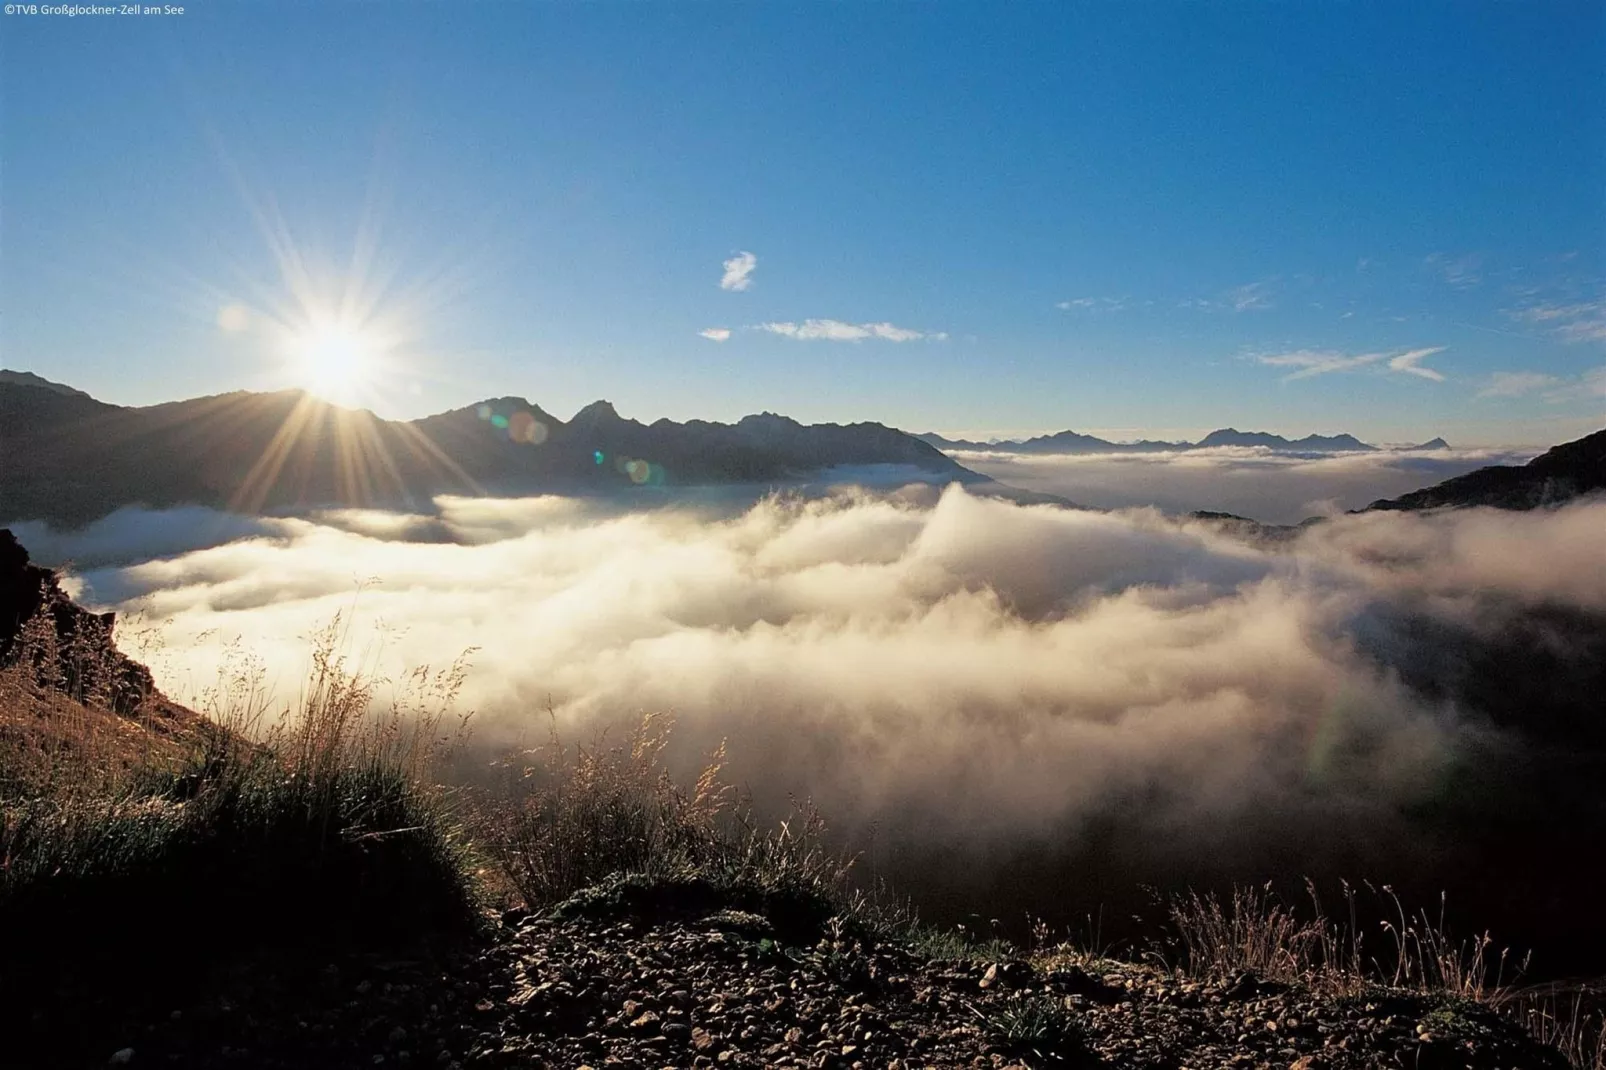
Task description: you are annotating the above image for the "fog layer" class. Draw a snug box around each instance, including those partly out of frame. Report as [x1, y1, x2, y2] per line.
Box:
[949, 447, 1540, 523]
[26, 481, 1606, 958]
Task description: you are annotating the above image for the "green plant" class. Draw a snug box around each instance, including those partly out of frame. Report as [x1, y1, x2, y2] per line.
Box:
[977, 993, 1088, 1065]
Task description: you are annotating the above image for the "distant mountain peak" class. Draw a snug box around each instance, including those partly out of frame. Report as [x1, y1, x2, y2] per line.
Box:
[738, 411, 803, 429]
[570, 400, 622, 424]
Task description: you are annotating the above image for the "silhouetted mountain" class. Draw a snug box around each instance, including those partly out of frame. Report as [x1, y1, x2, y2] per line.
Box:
[1365, 428, 1606, 511]
[1196, 428, 1375, 451]
[1405, 437, 1450, 451]
[0, 369, 93, 398]
[0, 380, 978, 527]
[918, 426, 1389, 455]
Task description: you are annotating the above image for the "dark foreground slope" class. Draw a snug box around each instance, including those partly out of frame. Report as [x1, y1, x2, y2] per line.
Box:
[72, 891, 1565, 1070]
[0, 377, 976, 527]
[1365, 428, 1606, 511]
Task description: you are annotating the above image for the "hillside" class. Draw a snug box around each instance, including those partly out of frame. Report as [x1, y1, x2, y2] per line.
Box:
[0, 379, 978, 527]
[1365, 427, 1606, 511]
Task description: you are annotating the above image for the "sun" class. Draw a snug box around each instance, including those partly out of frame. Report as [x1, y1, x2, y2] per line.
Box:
[287, 320, 381, 404]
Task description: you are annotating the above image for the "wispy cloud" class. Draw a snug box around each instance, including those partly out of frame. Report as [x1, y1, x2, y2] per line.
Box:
[1476, 371, 1562, 399]
[1503, 296, 1606, 345]
[1424, 252, 1483, 289]
[1507, 301, 1602, 324]
[758, 319, 946, 342]
[1556, 318, 1606, 344]
[1387, 347, 1447, 381]
[1056, 296, 1128, 312]
[1538, 365, 1606, 404]
[1253, 345, 1446, 383]
[1182, 280, 1277, 313]
[1227, 280, 1276, 311]
[720, 251, 757, 292]
[1255, 349, 1385, 380]
[698, 327, 732, 342]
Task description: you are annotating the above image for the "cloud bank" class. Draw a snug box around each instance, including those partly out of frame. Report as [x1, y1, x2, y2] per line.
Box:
[948, 447, 1537, 525]
[27, 483, 1606, 952]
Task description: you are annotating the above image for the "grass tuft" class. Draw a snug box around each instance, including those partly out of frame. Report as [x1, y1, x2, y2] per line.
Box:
[480, 711, 872, 940]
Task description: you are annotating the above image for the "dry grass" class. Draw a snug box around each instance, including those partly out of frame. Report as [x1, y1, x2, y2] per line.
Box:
[0, 608, 486, 1023]
[1150, 879, 1604, 1070]
[1499, 984, 1606, 1070]
[480, 710, 869, 932]
[1159, 880, 1525, 999]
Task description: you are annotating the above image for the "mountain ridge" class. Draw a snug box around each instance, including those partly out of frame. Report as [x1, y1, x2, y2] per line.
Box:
[1364, 427, 1606, 511]
[0, 378, 981, 527]
[917, 426, 1448, 454]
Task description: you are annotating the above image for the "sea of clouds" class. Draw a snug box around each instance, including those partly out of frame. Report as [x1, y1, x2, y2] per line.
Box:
[948, 446, 1540, 523]
[12, 474, 1606, 948]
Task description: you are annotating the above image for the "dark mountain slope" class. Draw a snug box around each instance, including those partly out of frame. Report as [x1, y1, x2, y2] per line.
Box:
[0, 369, 93, 398]
[1365, 427, 1606, 511]
[1, 381, 976, 526]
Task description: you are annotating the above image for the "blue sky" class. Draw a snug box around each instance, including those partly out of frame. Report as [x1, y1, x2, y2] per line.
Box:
[2, 1, 1603, 445]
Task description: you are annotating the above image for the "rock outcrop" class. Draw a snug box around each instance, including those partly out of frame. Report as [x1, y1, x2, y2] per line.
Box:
[0, 527, 154, 712]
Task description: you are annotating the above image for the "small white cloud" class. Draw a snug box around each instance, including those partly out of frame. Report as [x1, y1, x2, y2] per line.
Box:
[1476, 371, 1561, 399]
[1387, 346, 1447, 382]
[698, 328, 732, 342]
[758, 318, 943, 342]
[720, 251, 757, 292]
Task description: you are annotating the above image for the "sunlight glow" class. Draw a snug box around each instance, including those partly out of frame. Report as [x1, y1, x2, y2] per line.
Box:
[286, 319, 382, 404]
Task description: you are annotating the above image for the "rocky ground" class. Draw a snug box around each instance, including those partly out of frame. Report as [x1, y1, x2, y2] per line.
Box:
[37, 888, 1565, 1070]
